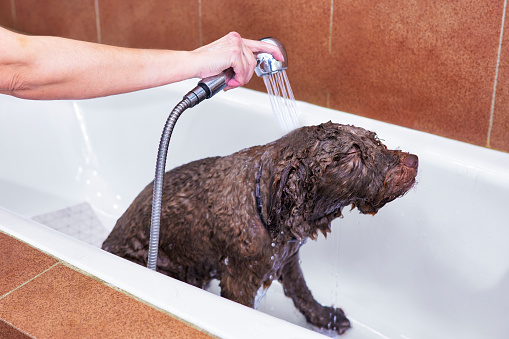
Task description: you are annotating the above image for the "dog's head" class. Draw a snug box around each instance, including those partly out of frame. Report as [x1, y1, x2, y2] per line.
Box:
[265, 121, 418, 240]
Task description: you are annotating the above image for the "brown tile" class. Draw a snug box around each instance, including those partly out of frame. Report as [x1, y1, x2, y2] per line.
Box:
[0, 0, 15, 29]
[16, 0, 98, 41]
[490, 16, 509, 153]
[0, 265, 211, 339]
[0, 319, 33, 339]
[0, 232, 57, 297]
[202, 0, 332, 106]
[329, 1, 503, 147]
[99, 0, 200, 50]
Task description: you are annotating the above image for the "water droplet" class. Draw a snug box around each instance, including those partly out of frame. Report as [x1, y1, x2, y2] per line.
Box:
[224, 257, 229, 266]
[271, 242, 275, 247]
[270, 256, 274, 261]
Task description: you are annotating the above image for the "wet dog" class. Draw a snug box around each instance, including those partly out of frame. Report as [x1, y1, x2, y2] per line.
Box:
[102, 121, 418, 334]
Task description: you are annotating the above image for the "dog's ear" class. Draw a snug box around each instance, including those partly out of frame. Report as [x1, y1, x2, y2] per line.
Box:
[265, 138, 339, 241]
[265, 155, 304, 239]
[264, 124, 372, 241]
[308, 144, 364, 223]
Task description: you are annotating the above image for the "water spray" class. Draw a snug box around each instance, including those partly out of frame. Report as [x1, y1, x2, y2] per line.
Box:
[255, 38, 299, 133]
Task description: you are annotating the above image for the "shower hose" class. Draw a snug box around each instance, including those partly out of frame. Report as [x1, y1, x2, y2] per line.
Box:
[147, 68, 234, 271]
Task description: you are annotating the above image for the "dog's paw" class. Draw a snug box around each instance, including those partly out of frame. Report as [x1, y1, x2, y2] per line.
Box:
[324, 307, 351, 335]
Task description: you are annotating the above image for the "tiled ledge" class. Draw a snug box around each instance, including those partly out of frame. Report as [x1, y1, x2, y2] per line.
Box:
[0, 232, 212, 339]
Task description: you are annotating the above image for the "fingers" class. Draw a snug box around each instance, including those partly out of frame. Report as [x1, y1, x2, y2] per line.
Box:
[192, 32, 284, 90]
[227, 34, 258, 89]
[225, 32, 285, 89]
[242, 38, 285, 62]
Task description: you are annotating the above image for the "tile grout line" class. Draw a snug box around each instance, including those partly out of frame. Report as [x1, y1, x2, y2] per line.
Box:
[327, 0, 333, 109]
[198, 0, 203, 46]
[329, 0, 334, 54]
[0, 262, 60, 300]
[487, 0, 507, 148]
[10, 0, 17, 28]
[0, 319, 37, 339]
[94, 0, 102, 44]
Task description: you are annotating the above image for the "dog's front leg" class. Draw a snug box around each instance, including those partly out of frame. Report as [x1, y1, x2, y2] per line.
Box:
[279, 252, 351, 334]
[219, 261, 259, 308]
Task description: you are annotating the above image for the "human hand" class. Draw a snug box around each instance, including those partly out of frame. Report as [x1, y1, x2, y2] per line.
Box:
[190, 32, 284, 90]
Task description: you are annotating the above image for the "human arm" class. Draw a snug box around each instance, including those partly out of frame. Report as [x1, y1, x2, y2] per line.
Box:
[0, 28, 283, 100]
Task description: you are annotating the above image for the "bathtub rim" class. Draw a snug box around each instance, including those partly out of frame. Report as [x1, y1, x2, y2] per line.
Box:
[0, 206, 325, 339]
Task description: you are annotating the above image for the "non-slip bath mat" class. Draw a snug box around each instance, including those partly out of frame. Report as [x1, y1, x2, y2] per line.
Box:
[32, 202, 109, 248]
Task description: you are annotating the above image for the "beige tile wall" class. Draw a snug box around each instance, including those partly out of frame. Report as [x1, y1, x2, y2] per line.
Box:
[1, 0, 507, 152]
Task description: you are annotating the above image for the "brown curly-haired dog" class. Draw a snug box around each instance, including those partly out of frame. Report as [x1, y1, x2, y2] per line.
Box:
[102, 121, 418, 334]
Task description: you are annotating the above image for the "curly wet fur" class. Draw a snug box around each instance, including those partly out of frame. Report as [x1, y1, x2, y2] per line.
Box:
[102, 121, 418, 334]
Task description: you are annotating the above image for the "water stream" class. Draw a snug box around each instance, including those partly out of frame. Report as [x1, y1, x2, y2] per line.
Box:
[262, 70, 300, 133]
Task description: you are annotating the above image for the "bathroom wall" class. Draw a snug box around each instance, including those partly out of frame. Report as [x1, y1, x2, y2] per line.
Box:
[1, 0, 508, 153]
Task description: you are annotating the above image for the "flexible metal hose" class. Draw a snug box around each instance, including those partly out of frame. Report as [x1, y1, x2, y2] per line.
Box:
[147, 97, 192, 271]
[147, 68, 234, 271]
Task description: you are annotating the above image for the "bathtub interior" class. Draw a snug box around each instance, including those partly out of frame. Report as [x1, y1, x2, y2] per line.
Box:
[1, 79, 509, 339]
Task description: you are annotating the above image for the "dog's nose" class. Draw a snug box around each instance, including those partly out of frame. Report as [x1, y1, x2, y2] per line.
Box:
[404, 153, 418, 169]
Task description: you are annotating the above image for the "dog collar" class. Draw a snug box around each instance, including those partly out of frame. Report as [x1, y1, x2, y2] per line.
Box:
[256, 162, 299, 243]
[255, 163, 269, 233]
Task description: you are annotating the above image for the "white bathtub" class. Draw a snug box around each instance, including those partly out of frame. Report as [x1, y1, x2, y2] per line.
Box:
[1, 79, 508, 339]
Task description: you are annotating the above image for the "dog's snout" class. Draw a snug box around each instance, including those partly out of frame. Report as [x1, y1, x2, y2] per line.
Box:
[404, 153, 418, 169]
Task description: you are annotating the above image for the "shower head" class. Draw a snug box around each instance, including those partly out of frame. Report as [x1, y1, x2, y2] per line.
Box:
[255, 37, 288, 77]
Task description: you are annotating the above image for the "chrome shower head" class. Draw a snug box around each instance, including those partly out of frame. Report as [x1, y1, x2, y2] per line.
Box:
[255, 37, 288, 77]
